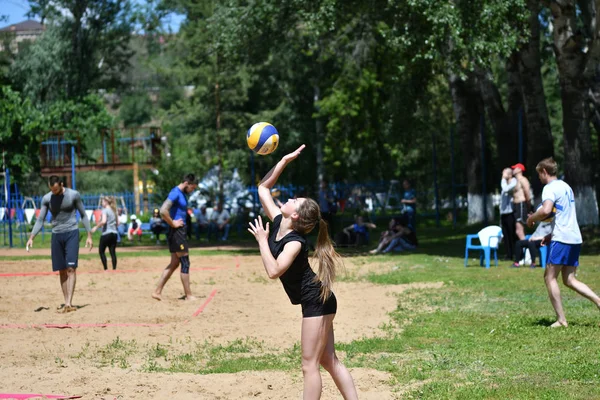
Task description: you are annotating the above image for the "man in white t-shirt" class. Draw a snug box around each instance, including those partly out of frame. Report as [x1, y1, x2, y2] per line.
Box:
[527, 157, 600, 327]
[208, 203, 231, 241]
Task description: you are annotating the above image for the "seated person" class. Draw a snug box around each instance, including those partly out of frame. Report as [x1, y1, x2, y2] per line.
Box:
[149, 208, 168, 244]
[335, 215, 376, 247]
[195, 205, 209, 240]
[511, 220, 553, 268]
[370, 215, 417, 254]
[117, 208, 128, 242]
[369, 217, 402, 254]
[208, 203, 231, 241]
[127, 214, 142, 242]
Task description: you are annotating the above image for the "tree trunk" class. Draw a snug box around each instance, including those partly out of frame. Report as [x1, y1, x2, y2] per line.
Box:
[520, 0, 554, 202]
[449, 72, 492, 224]
[505, 53, 524, 167]
[550, 0, 599, 225]
[477, 67, 513, 172]
[314, 84, 325, 184]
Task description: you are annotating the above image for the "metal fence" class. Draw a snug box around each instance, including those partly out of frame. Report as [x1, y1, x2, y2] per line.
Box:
[1, 181, 476, 247]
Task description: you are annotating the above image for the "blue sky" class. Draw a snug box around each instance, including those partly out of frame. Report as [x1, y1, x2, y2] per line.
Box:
[0, 0, 185, 31]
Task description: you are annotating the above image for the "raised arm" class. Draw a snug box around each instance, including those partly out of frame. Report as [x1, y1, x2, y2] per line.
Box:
[501, 177, 517, 194]
[258, 145, 305, 222]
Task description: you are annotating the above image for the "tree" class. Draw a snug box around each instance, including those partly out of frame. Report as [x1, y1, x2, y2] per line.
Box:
[548, 0, 599, 225]
[0, 87, 42, 180]
[22, 0, 135, 100]
[119, 91, 153, 127]
[10, 25, 69, 104]
[519, 0, 554, 199]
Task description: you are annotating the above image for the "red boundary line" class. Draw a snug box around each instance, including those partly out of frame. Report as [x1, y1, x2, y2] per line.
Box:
[0, 322, 164, 330]
[192, 289, 218, 317]
[0, 266, 225, 278]
[0, 395, 82, 399]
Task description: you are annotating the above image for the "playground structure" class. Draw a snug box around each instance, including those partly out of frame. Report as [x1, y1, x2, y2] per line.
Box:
[39, 127, 162, 214]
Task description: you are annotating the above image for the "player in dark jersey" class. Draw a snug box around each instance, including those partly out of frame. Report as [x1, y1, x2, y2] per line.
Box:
[152, 174, 198, 301]
[247, 145, 358, 399]
[27, 175, 93, 313]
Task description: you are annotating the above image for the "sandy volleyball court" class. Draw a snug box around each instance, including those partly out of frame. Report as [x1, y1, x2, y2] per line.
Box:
[0, 247, 440, 399]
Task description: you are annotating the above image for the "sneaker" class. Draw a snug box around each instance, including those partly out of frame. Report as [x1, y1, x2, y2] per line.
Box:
[530, 263, 537, 269]
[510, 262, 520, 268]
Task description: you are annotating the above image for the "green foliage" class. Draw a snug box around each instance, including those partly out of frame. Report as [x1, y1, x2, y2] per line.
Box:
[20, 0, 135, 100]
[10, 24, 69, 104]
[119, 91, 153, 127]
[0, 86, 114, 181]
[0, 86, 43, 178]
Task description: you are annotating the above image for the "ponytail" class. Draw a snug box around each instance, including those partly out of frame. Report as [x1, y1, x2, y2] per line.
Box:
[313, 218, 343, 302]
[293, 198, 344, 303]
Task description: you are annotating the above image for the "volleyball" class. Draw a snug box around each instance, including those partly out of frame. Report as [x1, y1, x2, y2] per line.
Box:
[536, 203, 556, 223]
[247, 122, 279, 155]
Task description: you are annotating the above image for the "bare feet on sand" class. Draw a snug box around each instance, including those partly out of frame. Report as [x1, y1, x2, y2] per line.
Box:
[550, 320, 568, 328]
[183, 295, 197, 301]
[151, 293, 162, 301]
[56, 305, 76, 314]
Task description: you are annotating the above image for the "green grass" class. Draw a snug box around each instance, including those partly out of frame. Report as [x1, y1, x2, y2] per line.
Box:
[140, 339, 300, 374]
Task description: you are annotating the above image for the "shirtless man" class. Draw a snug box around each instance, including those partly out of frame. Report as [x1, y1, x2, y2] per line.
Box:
[511, 163, 532, 240]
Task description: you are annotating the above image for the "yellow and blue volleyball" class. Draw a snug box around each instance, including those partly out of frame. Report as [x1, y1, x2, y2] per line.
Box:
[247, 122, 279, 155]
[536, 203, 556, 223]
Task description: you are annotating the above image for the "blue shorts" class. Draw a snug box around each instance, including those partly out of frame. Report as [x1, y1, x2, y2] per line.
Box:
[548, 241, 581, 267]
[51, 229, 80, 271]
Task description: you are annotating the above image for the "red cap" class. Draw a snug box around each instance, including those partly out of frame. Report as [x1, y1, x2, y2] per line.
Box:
[511, 163, 525, 172]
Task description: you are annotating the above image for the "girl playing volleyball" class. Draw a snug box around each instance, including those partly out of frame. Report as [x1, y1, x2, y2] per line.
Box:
[247, 145, 358, 399]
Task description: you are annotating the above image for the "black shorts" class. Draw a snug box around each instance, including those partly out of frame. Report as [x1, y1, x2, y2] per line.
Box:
[168, 227, 188, 253]
[301, 292, 337, 318]
[51, 229, 80, 271]
[514, 202, 528, 224]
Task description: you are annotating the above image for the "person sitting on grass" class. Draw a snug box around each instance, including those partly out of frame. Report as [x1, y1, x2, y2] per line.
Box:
[370, 215, 417, 254]
[335, 215, 376, 247]
[369, 217, 401, 254]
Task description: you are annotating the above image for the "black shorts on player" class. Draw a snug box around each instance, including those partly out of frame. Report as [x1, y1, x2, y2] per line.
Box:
[168, 227, 188, 253]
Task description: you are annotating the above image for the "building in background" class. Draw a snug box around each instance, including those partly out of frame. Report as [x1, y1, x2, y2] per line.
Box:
[0, 20, 44, 53]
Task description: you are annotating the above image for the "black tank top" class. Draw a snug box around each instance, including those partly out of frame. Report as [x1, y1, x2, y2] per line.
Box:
[268, 214, 321, 305]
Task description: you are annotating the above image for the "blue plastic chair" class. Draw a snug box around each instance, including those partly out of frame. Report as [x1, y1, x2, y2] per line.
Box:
[524, 235, 547, 269]
[464, 225, 503, 269]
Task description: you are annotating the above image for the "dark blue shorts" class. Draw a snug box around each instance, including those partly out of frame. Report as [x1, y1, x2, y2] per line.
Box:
[548, 241, 581, 267]
[51, 229, 80, 271]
